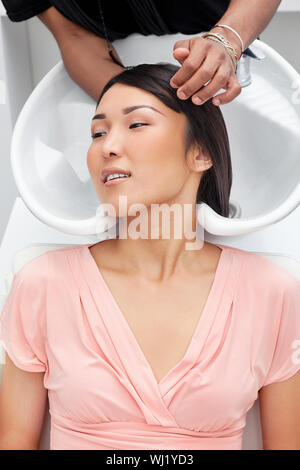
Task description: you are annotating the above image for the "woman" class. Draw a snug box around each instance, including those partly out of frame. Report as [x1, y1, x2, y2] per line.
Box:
[0, 63, 300, 450]
[1, 0, 282, 104]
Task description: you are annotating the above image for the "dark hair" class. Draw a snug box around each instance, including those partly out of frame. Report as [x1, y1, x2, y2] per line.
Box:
[96, 63, 232, 217]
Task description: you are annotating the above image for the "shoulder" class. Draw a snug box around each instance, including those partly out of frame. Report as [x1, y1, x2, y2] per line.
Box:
[221, 244, 300, 297]
[15, 244, 81, 286]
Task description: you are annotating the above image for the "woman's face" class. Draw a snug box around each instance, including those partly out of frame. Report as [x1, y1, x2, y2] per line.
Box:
[87, 83, 210, 217]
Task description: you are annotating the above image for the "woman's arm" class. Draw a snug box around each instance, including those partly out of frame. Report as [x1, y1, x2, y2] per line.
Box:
[258, 369, 300, 450]
[37, 6, 125, 101]
[0, 353, 48, 449]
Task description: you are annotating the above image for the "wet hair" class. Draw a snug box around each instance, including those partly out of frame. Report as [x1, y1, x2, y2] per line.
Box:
[96, 63, 232, 217]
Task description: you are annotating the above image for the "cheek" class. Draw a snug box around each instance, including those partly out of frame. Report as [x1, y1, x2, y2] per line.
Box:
[143, 127, 185, 165]
[137, 161, 187, 203]
[135, 131, 187, 190]
[153, 139, 187, 181]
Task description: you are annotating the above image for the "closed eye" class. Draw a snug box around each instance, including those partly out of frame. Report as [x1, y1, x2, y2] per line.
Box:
[130, 122, 148, 129]
[91, 122, 148, 139]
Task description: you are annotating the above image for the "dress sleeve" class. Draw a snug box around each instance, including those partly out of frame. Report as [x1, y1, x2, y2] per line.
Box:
[1, 0, 51, 22]
[0, 256, 48, 372]
[262, 273, 300, 387]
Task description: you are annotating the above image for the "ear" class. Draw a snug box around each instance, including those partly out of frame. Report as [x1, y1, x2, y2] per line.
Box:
[190, 145, 213, 172]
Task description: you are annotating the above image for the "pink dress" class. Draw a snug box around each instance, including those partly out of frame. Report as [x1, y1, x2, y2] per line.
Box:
[0, 242, 300, 450]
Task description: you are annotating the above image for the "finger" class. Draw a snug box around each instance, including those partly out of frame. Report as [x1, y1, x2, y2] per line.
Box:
[170, 37, 207, 88]
[174, 43, 228, 100]
[170, 40, 191, 87]
[170, 50, 190, 88]
[173, 47, 190, 65]
[211, 74, 242, 106]
[190, 64, 232, 105]
[176, 58, 220, 101]
[173, 39, 190, 53]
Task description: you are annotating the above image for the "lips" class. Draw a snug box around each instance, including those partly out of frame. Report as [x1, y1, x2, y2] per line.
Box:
[101, 167, 132, 183]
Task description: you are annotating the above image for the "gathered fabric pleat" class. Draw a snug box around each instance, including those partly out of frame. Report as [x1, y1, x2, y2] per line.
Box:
[50, 412, 243, 450]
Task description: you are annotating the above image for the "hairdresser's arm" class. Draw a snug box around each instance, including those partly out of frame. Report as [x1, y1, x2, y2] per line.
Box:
[170, 0, 282, 106]
[37, 6, 125, 102]
[211, 0, 282, 57]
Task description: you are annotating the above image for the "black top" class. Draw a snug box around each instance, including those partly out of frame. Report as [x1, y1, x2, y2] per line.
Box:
[2, 0, 256, 58]
[2, 0, 232, 40]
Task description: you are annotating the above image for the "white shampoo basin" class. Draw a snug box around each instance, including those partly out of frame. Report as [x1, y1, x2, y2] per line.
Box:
[10, 35, 300, 236]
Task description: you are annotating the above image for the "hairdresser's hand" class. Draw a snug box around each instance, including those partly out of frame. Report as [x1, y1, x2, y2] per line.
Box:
[169, 35, 242, 106]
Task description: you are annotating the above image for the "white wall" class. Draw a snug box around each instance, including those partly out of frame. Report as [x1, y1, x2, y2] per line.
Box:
[0, 13, 33, 244]
[0, 7, 299, 242]
[260, 12, 300, 73]
[26, 14, 60, 87]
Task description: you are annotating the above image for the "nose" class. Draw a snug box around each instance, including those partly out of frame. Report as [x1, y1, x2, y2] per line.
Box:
[102, 128, 123, 159]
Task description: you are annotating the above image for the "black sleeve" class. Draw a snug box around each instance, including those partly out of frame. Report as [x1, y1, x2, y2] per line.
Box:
[1, 0, 51, 21]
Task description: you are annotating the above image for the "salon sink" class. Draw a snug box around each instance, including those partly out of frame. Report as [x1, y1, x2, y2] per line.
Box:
[10, 35, 300, 237]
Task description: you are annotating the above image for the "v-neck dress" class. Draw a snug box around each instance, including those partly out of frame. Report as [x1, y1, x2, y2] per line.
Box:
[1, 242, 300, 450]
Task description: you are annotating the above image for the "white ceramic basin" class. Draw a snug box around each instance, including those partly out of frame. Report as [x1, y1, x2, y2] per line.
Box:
[11, 34, 300, 236]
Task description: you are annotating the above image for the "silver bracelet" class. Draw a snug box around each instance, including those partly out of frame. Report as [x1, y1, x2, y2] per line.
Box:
[204, 36, 237, 71]
[214, 24, 244, 53]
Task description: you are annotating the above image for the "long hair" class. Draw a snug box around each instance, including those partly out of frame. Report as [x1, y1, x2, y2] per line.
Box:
[96, 63, 232, 217]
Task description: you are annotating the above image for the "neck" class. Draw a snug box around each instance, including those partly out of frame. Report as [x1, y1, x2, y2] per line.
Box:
[108, 204, 206, 281]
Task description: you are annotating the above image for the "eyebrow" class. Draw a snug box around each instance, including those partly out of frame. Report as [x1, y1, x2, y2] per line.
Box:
[92, 105, 166, 121]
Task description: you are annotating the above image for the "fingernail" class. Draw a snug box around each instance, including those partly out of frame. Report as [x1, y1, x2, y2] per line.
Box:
[214, 99, 220, 105]
[170, 81, 178, 88]
[193, 97, 202, 105]
[178, 90, 187, 99]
